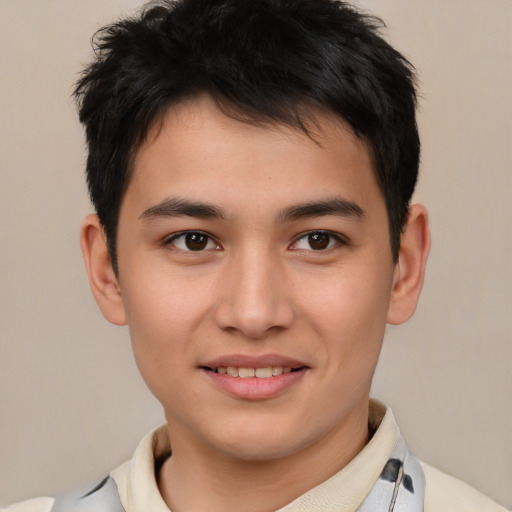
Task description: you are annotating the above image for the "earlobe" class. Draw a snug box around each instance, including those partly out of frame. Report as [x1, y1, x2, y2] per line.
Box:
[80, 214, 127, 326]
[387, 204, 431, 325]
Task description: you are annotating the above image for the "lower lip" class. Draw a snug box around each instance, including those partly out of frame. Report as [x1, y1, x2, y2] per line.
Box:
[202, 368, 308, 400]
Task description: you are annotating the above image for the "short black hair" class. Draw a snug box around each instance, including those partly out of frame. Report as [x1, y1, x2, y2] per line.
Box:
[75, 0, 419, 271]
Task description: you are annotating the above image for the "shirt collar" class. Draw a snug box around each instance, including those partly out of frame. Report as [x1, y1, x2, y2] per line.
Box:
[111, 399, 399, 512]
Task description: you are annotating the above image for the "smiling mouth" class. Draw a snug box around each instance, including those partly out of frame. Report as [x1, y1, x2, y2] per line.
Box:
[202, 366, 306, 378]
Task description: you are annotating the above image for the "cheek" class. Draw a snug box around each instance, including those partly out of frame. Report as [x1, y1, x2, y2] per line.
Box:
[120, 271, 213, 381]
[122, 259, 212, 333]
[302, 261, 392, 365]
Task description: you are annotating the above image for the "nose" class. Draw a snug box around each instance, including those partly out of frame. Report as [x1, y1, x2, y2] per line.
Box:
[214, 247, 294, 339]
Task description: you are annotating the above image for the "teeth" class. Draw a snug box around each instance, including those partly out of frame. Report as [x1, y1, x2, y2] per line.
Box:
[215, 366, 296, 378]
[238, 367, 255, 378]
[255, 367, 273, 378]
[226, 366, 238, 377]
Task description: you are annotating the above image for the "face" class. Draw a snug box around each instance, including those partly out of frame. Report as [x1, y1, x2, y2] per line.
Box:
[114, 96, 397, 463]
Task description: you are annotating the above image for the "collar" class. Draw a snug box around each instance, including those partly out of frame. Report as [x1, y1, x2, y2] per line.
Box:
[111, 399, 424, 512]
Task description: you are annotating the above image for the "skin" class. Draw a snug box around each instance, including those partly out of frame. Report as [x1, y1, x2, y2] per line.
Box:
[81, 95, 430, 512]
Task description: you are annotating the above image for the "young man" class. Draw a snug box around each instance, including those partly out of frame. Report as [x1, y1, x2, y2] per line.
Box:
[3, 0, 508, 511]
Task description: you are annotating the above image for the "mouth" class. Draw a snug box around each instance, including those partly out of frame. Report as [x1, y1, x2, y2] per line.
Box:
[202, 366, 306, 378]
[200, 357, 309, 399]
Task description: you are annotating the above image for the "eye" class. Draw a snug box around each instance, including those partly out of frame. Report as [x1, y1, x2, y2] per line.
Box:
[292, 231, 343, 251]
[166, 231, 220, 252]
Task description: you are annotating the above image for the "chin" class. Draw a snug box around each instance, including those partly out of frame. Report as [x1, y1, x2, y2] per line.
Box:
[205, 419, 323, 463]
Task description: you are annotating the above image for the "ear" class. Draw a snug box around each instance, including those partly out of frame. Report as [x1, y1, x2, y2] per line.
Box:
[80, 214, 127, 326]
[387, 204, 431, 325]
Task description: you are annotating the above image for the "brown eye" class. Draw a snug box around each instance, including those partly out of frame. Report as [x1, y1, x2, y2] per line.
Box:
[291, 231, 342, 251]
[168, 232, 219, 251]
[185, 233, 208, 251]
[308, 232, 330, 250]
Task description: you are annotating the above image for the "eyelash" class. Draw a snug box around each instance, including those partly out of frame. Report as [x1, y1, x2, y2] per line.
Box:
[164, 230, 348, 252]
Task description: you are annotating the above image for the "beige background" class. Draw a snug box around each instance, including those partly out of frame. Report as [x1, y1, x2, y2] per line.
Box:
[0, 0, 510, 508]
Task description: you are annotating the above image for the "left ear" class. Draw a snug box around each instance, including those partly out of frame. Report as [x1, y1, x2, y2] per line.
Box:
[387, 203, 431, 325]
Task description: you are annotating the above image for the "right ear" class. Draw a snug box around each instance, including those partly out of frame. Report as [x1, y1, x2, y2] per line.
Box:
[80, 214, 127, 326]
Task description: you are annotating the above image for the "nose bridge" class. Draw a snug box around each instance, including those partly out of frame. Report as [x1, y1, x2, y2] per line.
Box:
[215, 241, 293, 338]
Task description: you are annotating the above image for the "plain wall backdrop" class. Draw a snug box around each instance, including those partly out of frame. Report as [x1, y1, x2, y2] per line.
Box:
[0, 0, 511, 508]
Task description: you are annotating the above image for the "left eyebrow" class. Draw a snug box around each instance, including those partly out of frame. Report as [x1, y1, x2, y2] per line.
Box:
[278, 197, 365, 223]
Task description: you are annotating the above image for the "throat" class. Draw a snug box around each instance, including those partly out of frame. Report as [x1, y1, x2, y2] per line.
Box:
[157, 447, 314, 512]
[157, 404, 371, 512]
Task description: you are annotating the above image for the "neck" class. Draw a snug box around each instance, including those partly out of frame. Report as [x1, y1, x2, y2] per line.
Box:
[157, 407, 369, 512]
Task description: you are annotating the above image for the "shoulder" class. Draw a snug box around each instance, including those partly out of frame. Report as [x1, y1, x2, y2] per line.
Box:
[1, 426, 165, 512]
[1, 475, 125, 512]
[1, 497, 55, 512]
[422, 462, 509, 512]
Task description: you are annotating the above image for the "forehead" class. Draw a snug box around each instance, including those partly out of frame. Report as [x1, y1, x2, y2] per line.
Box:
[124, 95, 382, 218]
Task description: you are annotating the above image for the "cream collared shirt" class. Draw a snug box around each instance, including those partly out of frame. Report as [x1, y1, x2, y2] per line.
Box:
[2, 401, 508, 512]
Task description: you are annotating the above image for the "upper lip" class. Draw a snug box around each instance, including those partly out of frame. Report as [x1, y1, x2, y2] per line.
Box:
[201, 354, 309, 369]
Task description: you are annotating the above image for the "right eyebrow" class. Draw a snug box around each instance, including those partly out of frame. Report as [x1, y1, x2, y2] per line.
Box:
[139, 197, 227, 221]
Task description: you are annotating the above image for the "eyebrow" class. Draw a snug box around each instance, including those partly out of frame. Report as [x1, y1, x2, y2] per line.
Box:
[139, 197, 227, 221]
[278, 197, 365, 223]
[139, 196, 364, 223]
